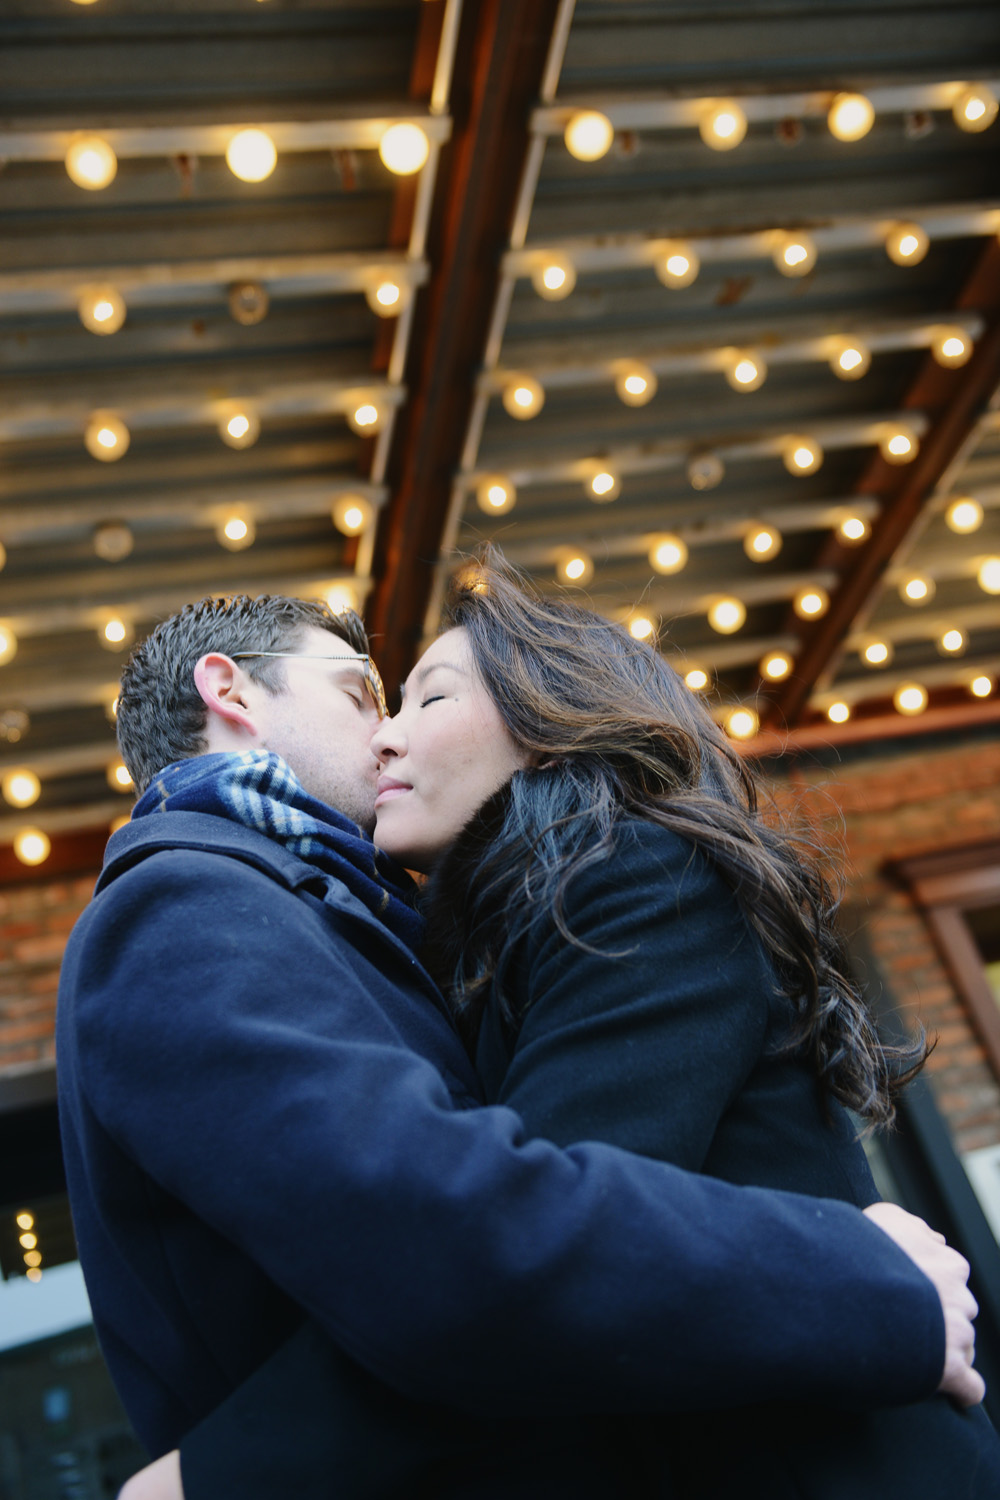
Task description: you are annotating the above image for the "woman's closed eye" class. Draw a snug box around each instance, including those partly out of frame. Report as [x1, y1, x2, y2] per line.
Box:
[420, 695, 445, 708]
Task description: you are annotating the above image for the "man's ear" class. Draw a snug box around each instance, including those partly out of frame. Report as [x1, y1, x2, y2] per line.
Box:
[192, 653, 258, 737]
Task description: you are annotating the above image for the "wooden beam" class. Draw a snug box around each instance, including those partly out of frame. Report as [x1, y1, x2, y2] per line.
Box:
[761, 238, 1000, 729]
[366, 0, 565, 691]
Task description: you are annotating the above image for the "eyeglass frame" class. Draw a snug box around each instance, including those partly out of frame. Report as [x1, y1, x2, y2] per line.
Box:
[231, 650, 387, 720]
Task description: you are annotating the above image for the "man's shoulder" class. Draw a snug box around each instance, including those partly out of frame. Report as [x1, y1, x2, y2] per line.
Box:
[98, 810, 314, 898]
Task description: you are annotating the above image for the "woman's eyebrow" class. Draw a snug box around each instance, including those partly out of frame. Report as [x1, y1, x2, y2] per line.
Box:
[399, 660, 465, 700]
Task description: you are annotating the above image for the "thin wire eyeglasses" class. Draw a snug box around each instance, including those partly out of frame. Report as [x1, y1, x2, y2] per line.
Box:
[231, 651, 387, 720]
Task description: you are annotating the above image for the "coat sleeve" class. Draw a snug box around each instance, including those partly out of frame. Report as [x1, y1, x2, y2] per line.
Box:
[74, 851, 945, 1422]
[490, 820, 773, 1164]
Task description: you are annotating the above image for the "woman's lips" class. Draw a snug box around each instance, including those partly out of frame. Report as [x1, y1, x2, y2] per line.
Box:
[374, 778, 411, 808]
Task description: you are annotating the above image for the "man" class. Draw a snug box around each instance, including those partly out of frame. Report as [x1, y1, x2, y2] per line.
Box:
[56, 594, 981, 1499]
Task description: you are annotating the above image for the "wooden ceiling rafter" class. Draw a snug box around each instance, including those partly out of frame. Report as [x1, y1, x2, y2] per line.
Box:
[759, 237, 1000, 730]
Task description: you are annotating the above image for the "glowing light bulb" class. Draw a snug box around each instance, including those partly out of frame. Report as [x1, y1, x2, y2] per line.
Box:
[827, 93, 875, 142]
[939, 628, 965, 655]
[649, 535, 688, 574]
[793, 586, 829, 619]
[970, 675, 993, 698]
[931, 327, 972, 368]
[103, 617, 128, 646]
[863, 640, 892, 667]
[0, 627, 18, 666]
[724, 351, 766, 392]
[894, 683, 928, 716]
[978, 557, 1000, 594]
[501, 376, 544, 420]
[365, 278, 410, 318]
[218, 406, 260, 449]
[829, 337, 872, 381]
[14, 829, 50, 866]
[78, 285, 126, 335]
[108, 761, 134, 792]
[628, 615, 656, 641]
[16, 1212, 33, 1230]
[838, 515, 870, 544]
[760, 652, 792, 681]
[85, 413, 130, 462]
[685, 668, 709, 692]
[708, 597, 746, 634]
[900, 573, 934, 604]
[24, 1250, 42, 1268]
[700, 101, 747, 151]
[564, 111, 614, 161]
[225, 129, 277, 183]
[26, 1268, 42, 1283]
[878, 424, 919, 464]
[2, 770, 40, 809]
[475, 476, 516, 516]
[885, 222, 929, 266]
[613, 363, 657, 407]
[555, 550, 594, 586]
[332, 496, 374, 536]
[217, 514, 256, 551]
[346, 399, 385, 435]
[65, 135, 117, 190]
[531, 255, 576, 301]
[653, 242, 700, 290]
[953, 85, 998, 133]
[773, 232, 817, 277]
[378, 123, 430, 175]
[725, 707, 759, 740]
[588, 468, 620, 502]
[945, 497, 983, 534]
[782, 436, 823, 476]
[744, 525, 782, 561]
[827, 701, 851, 724]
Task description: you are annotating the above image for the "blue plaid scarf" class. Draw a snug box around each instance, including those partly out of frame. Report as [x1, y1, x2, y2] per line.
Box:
[131, 750, 424, 951]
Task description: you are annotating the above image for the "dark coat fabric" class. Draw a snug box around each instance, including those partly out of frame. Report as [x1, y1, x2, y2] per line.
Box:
[56, 806, 967, 1495]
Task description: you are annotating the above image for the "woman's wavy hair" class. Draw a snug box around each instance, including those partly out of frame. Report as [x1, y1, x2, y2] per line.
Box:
[421, 550, 924, 1127]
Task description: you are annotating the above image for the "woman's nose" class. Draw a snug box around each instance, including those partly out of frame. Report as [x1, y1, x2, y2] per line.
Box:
[370, 713, 402, 760]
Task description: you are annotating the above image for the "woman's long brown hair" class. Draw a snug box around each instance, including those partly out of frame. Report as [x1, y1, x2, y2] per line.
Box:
[421, 549, 925, 1127]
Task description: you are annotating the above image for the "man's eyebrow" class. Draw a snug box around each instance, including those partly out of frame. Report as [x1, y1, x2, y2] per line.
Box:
[399, 660, 465, 700]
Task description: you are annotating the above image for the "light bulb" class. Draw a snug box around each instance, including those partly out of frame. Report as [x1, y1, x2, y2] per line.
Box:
[107, 761, 134, 792]
[684, 668, 709, 692]
[760, 652, 792, 681]
[564, 111, 614, 161]
[217, 405, 259, 449]
[931, 327, 972, 368]
[0, 627, 18, 666]
[475, 476, 516, 516]
[93, 522, 134, 562]
[978, 557, 1000, 594]
[885, 222, 929, 266]
[14, 828, 50, 866]
[378, 123, 430, 175]
[708, 597, 746, 634]
[829, 337, 871, 380]
[324, 583, 358, 615]
[827, 701, 851, 724]
[613, 363, 657, 407]
[878, 424, 919, 464]
[723, 351, 766, 392]
[953, 84, 998, 133]
[587, 467, 620, 502]
[347, 399, 385, 435]
[101, 617, 132, 649]
[744, 525, 782, 561]
[332, 495, 374, 535]
[78, 285, 126, 335]
[827, 93, 875, 142]
[725, 707, 759, 739]
[216, 514, 256, 551]
[686, 451, 724, 490]
[939, 628, 965, 655]
[773, 232, 817, 277]
[700, 100, 747, 151]
[894, 683, 928, 716]
[16, 1212, 33, 1230]
[531, 255, 576, 301]
[555, 550, 594, 586]
[501, 376, 544, 420]
[793, 586, 829, 619]
[2, 770, 40, 809]
[65, 135, 117, 190]
[85, 413, 130, 462]
[900, 573, 934, 604]
[225, 129, 277, 183]
[365, 277, 410, 318]
[782, 436, 823, 476]
[649, 534, 688, 574]
[863, 640, 892, 667]
[628, 615, 656, 641]
[970, 675, 994, 698]
[837, 516, 870, 545]
[228, 281, 269, 325]
[945, 497, 983, 534]
[653, 242, 700, 289]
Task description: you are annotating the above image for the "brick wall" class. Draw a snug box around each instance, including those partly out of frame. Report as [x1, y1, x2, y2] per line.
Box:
[0, 876, 95, 1072]
[765, 730, 1000, 1156]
